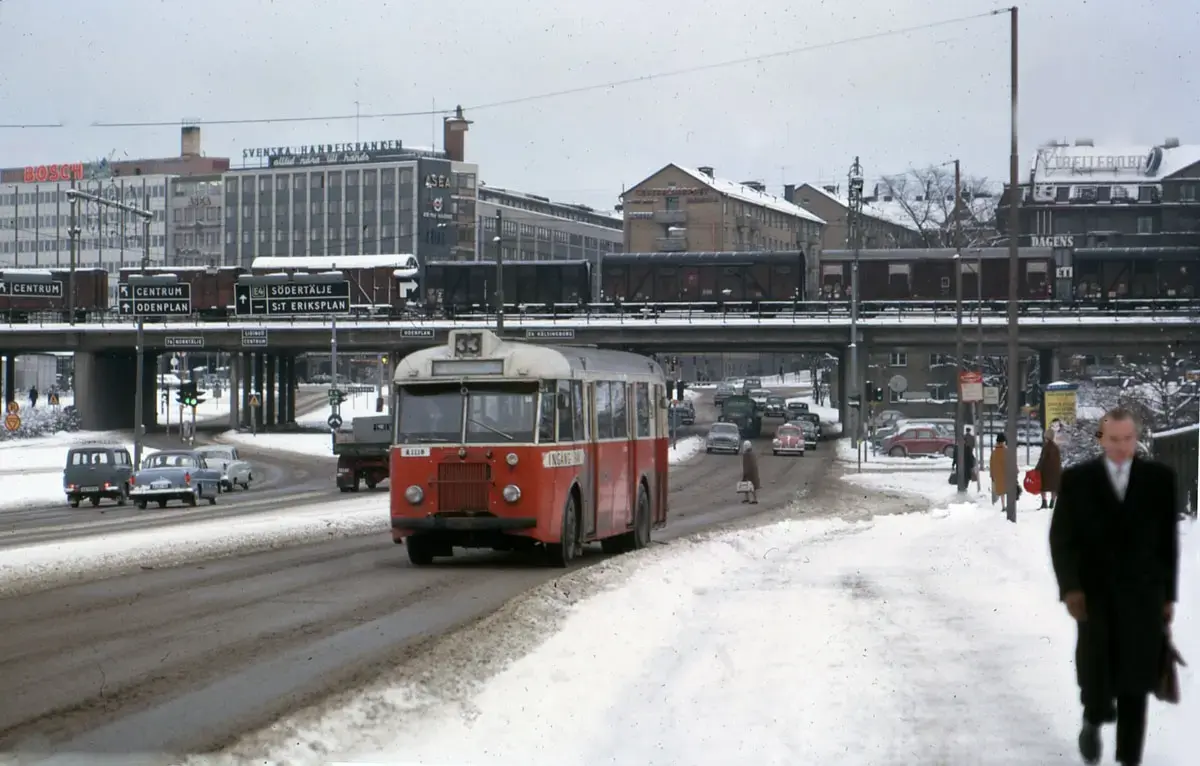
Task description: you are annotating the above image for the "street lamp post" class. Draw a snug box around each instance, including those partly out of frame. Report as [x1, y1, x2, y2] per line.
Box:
[1004, 5, 1021, 523]
[494, 208, 505, 334]
[847, 157, 865, 472]
[953, 159, 967, 494]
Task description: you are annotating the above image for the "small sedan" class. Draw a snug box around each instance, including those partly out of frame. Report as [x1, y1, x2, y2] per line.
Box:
[130, 450, 221, 508]
[194, 445, 254, 491]
[763, 396, 788, 419]
[705, 422, 742, 454]
[772, 424, 806, 456]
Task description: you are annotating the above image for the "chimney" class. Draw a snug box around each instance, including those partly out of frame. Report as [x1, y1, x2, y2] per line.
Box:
[783, 183, 796, 202]
[1074, 137, 1094, 147]
[697, 166, 714, 177]
[1163, 137, 1180, 148]
[742, 180, 766, 193]
[181, 125, 201, 157]
[442, 105, 472, 162]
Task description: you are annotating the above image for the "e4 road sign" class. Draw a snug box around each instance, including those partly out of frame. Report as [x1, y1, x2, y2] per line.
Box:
[234, 281, 351, 316]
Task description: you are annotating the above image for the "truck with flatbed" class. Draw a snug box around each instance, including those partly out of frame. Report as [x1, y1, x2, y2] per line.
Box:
[332, 414, 392, 491]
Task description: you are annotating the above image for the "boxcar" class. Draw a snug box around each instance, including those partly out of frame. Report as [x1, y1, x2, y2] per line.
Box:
[599, 251, 807, 304]
[118, 266, 248, 319]
[423, 260, 591, 313]
[0, 267, 108, 322]
[251, 254, 418, 316]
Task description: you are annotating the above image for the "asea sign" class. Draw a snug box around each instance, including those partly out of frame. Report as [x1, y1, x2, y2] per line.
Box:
[24, 163, 85, 183]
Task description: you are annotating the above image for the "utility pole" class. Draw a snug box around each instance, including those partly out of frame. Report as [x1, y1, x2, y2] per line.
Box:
[494, 207, 505, 334]
[1005, 5, 1021, 523]
[67, 187, 153, 466]
[67, 179, 79, 325]
[954, 159, 967, 494]
[976, 245, 985, 493]
[847, 157, 864, 473]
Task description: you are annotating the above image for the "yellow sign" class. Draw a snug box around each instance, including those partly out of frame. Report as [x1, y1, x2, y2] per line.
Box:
[3, 413, 19, 431]
[1043, 384, 1079, 428]
[5, 400, 17, 414]
[249, 395, 261, 407]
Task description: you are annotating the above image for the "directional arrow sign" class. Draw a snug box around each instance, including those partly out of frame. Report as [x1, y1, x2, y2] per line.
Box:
[117, 282, 193, 316]
[234, 281, 351, 317]
[0, 279, 63, 298]
[327, 413, 343, 430]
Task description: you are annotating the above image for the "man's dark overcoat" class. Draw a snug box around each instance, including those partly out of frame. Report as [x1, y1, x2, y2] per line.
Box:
[1049, 456, 1180, 698]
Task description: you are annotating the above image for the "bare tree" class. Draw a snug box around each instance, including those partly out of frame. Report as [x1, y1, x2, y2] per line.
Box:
[1078, 355, 1198, 433]
[872, 166, 1000, 248]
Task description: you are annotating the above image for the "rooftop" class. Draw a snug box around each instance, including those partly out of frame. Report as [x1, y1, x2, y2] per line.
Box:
[795, 183, 921, 231]
[1030, 140, 1200, 184]
[673, 166, 825, 225]
[479, 184, 623, 224]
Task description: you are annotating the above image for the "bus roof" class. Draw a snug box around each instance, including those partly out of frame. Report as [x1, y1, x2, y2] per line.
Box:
[394, 329, 665, 384]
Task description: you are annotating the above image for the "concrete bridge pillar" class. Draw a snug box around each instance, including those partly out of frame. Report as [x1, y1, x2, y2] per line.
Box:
[1037, 348, 1060, 387]
[239, 352, 252, 428]
[2, 354, 14, 406]
[283, 354, 297, 424]
[265, 354, 277, 429]
[72, 351, 157, 432]
[228, 352, 242, 431]
[254, 353, 266, 431]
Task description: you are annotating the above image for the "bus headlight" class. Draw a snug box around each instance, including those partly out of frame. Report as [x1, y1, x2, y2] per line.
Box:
[502, 484, 521, 503]
[505, 452, 519, 466]
[405, 485, 424, 504]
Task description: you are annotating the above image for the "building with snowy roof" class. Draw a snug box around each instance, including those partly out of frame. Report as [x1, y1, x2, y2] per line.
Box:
[997, 137, 1200, 300]
[786, 182, 925, 252]
[619, 164, 825, 255]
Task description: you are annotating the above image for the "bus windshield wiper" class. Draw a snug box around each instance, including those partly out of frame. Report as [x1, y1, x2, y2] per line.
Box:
[467, 418, 514, 441]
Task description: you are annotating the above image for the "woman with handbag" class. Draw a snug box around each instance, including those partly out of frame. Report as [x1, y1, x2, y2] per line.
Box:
[1034, 427, 1063, 509]
[740, 440, 760, 504]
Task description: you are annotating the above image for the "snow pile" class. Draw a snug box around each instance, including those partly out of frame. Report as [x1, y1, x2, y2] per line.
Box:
[250, 503, 1198, 766]
[222, 430, 336, 459]
[0, 495, 388, 598]
[668, 435, 704, 464]
[0, 401, 81, 441]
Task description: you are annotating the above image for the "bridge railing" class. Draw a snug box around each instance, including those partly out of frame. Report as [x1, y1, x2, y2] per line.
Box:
[1151, 423, 1198, 518]
[3, 297, 1199, 326]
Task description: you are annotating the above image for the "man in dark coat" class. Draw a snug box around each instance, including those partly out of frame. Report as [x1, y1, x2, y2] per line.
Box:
[1048, 407, 1179, 766]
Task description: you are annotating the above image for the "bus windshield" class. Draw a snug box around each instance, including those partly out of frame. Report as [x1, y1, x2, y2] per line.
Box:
[396, 383, 538, 444]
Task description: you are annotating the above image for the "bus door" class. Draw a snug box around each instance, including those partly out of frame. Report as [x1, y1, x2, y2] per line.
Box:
[588, 381, 608, 531]
[631, 382, 651, 519]
[611, 381, 633, 526]
[566, 379, 596, 539]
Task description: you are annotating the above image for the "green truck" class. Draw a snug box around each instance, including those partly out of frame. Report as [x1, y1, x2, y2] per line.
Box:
[332, 415, 392, 491]
[717, 394, 762, 438]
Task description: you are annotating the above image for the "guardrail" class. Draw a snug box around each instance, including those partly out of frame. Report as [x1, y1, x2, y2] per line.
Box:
[4, 298, 1200, 327]
[1151, 423, 1198, 518]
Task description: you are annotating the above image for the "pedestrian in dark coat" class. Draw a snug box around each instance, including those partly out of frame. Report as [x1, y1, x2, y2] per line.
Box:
[28, 386, 38, 408]
[1048, 408, 1179, 766]
[1035, 427, 1063, 509]
[740, 440, 760, 504]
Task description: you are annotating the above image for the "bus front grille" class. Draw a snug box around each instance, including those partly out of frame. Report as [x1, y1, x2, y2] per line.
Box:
[436, 462, 491, 512]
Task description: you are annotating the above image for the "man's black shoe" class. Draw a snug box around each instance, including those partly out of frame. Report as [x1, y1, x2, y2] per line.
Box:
[1078, 722, 1101, 764]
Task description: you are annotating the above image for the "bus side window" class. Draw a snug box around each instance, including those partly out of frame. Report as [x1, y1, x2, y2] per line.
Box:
[595, 382, 613, 439]
[653, 384, 667, 436]
[572, 380, 586, 440]
[556, 380, 573, 442]
[611, 382, 629, 439]
[538, 382, 556, 444]
[635, 382, 651, 437]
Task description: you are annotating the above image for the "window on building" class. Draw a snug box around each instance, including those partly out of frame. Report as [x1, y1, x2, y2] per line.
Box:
[1181, 184, 1197, 202]
[1137, 216, 1155, 234]
[889, 352, 907, 367]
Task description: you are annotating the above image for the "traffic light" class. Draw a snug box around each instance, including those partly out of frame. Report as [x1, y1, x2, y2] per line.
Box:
[874, 384, 884, 402]
[191, 387, 207, 407]
[176, 381, 204, 407]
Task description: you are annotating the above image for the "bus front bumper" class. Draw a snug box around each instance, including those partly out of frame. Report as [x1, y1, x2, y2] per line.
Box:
[392, 515, 538, 532]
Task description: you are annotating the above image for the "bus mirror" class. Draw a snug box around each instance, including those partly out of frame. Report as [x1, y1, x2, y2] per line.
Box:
[557, 392, 570, 409]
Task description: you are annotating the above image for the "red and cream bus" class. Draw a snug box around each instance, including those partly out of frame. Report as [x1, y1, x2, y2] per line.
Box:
[389, 328, 670, 567]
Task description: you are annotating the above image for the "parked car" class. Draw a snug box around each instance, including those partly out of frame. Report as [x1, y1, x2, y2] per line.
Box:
[130, 450, 222, 508]
[63, 442, 134, 507]
[764, 395, 788, 418]
[705, 422, 743, 454]
[714, 383, 736, 406]
[772, 423, 806, 456]
[881, 426, 956, 458]
[193, 445, 254, 491]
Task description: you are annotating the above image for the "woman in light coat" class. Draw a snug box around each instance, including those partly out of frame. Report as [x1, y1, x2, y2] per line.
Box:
[989, 433, 1008, 507]
[740, 440, 760, 504]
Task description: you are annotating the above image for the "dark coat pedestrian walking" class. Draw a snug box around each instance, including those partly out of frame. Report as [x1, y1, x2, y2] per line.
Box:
[1035, 429, 1063, 507]
[740, 440, 760, 504]
[1048, 408, 1179, 766]
[28, 386, 38, 408]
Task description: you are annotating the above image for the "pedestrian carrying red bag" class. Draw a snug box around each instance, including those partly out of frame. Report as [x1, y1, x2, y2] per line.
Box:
[1023, 469, 1042, 494]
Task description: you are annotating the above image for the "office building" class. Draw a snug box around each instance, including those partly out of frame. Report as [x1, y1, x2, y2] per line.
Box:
[221, 110, 478, 267]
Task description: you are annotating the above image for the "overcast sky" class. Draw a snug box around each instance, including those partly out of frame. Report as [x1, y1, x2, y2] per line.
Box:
[0, 0, 1194, 209]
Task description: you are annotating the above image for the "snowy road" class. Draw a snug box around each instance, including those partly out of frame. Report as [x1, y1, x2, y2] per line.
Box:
[0, 391, 842, 756]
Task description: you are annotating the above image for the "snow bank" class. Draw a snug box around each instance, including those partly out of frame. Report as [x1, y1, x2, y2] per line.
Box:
[221, 431, 335, 459]
[297, 390, 387, 429]
[668, 435, 703, 464]
[0, 496, 387, 598]
[0, 431, 144, 511]
[253, 501, 1199, 766]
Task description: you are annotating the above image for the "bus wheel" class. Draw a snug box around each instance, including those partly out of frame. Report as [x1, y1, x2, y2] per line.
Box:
[406, 535, 434, 566]
[546, 494, 579, 568]
[630, 485, 652, 551]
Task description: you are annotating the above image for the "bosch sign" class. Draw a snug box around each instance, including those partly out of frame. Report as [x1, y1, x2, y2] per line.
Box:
[23, 163, 84, 183]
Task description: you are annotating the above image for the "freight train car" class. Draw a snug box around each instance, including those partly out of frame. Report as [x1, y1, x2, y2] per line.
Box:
[250, 254, 418, 316]
[0, 267, 108, 323]
[817, 247, 1055, 303]
[423, 260, 592, 314]
[599, 251, 807, 305]
[119, 266, 247, 319]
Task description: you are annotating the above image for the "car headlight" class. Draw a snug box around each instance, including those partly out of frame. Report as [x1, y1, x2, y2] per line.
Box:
[405, 485, 424, 504]
[773, 439, 781, 446]
[502, 484, 521, 503]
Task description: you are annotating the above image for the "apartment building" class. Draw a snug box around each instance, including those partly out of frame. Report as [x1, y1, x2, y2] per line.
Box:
[787, 182, 924, 251]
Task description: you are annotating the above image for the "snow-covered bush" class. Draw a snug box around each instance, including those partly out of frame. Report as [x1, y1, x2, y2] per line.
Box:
[0, 405, 81, 442]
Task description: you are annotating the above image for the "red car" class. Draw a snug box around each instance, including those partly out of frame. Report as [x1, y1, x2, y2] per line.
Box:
[881, 426, 955, 458]
[772, 423, 806, 456]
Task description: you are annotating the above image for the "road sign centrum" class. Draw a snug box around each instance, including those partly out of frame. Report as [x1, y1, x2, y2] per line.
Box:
[117, 282, 193, 316]
[241, 329, 269, 347]
[0, 279, 64, 298]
